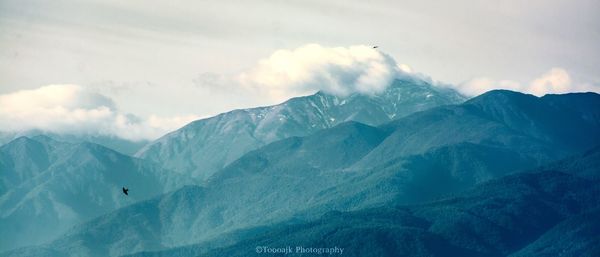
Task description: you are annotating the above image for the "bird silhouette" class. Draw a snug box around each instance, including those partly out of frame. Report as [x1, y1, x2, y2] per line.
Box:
[122, 187, 129, 196]
[372, 46, 379, 49]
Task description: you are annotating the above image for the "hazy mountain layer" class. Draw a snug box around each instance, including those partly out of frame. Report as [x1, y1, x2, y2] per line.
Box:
[17, 90, 599, 257]
[0, 136, 194, 251]
[136, 78, 465, 180]
[124, 146, 600, 257]
[11, 145, 598, 257]
[508, 208, 600, 257]
[174, 171, 600, 257]
[0, 131, 149, 156]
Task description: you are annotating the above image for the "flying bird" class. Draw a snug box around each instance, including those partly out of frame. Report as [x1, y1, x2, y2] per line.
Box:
[372, 46, 379, 49]
[122, 187, 129, 196]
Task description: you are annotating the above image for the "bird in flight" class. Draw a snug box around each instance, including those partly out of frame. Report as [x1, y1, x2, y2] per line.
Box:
[122, 187, 129, 196]
[372, 46, 379, 49]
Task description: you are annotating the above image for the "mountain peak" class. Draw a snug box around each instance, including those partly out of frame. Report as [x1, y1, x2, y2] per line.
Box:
[1, 136, 49, 161]
[465, 89, 537, 105]
[29, 134, 55, 143]
[464, 90, 600, 125]
[136, 78, 465, 180]
[3, 136, 38, 147]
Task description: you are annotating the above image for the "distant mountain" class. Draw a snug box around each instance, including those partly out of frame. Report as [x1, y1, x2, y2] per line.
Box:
[32, 122, 389, 257]
[45, 133, 149, 156]
[356, 91, 600, 169]
[185, 171, 600, 257]
[123, 146, 600, 257]
[136, 78, 465, 180]
[0, 131, 148, 156]
[26, 147, 599, 257]
[536, 145, 600, 180]
[206, 90, 600, 220]
[20, 91, 600, 257]
[0, 133, 13, 147]
[0, 136, 194, 251]
[0, 137, 52, 195]
[508, 208, 600, 257]
[308, 90, 600, 207]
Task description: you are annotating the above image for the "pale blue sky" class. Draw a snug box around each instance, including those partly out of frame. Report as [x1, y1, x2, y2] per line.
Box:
[0, 0, 599, 139]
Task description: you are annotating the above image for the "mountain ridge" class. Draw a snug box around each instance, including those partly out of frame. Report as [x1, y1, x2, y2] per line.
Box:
[0, 136, 194, 251]
[17, 90, 600, 257]
[136, 78, 466, 180]
[120, 148, 600, 257]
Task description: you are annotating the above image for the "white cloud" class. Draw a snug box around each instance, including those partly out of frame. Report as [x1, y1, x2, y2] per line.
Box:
[529, 68, 572, 95]
[0, 45, 412, 141]
[456, 78, 521, 96]
[238, 44, 403, 102]
[397, 64, 413, 74]
[457, 68, 600, 96]
[0, 85, 198, 141]
[5, 47, 597, 142]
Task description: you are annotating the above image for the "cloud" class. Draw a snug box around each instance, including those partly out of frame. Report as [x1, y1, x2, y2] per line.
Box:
[1, 44, 408, 141]
[238, 44, 403, 102]
[456, 68, 600, 96]
[456, 78, 521, 96]
[5, 48, 596, 142]
[0, 85, 198, 141]
[529, 68, 572, 95]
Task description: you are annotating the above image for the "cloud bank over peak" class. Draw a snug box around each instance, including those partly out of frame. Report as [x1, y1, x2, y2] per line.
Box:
[0, 84, 198, 141]
[456, 68, 599, 96]
[238, 44, 405, 102]
[2, 44, 597, 142]
[0, 44, 412, 141]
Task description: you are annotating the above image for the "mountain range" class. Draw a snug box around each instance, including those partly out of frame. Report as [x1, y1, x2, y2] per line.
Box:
[5, 135, 599, 257]
[0, 131, 149, 156]
[136, 78, 465, 180]
[125, 146, 600, 257]
[0, 136, 194, 250]
[0, 77, 464, 252]
[1, 73, 599, 257]
[2, 89, 598, 257]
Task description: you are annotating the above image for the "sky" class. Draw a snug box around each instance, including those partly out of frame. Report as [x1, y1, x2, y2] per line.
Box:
[1, 0, 599, 140]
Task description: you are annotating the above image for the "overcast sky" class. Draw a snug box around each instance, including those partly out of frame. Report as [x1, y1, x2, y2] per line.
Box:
[1, 0, 599, 140]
